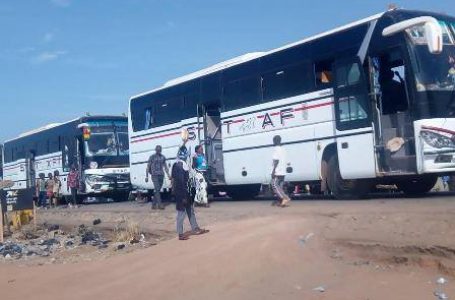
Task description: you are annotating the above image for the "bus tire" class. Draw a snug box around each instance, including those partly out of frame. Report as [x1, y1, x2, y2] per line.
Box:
[227, 184, 261, 200]
[327, 155, 371, 200]
[396, 175, 437, 197]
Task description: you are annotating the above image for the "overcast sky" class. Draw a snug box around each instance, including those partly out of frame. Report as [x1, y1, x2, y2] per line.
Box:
[1, 0, 454, 141]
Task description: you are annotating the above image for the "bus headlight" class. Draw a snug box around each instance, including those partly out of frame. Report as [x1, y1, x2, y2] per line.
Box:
[421, 130, 455, 149]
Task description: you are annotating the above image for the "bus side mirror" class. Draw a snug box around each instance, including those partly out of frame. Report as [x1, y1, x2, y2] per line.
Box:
[424, 21, 443, 54]
[383, 16, 443, 54]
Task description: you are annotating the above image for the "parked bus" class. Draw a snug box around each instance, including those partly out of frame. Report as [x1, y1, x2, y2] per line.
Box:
[129, 9, 455, 199]
[2, 116, 130, 202]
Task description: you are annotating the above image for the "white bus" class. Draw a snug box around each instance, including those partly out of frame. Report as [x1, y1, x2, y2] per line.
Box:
[2, 116, 130, 202]
[129, 9, 455, 199]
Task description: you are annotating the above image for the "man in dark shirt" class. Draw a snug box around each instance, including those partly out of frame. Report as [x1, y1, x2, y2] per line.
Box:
[146, 145, 170, 210]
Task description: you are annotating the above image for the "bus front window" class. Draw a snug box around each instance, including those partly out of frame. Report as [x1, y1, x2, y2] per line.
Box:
[84, 124, 129, 157]
[409, 20, 455, 91]
[85, 132, 118, 157]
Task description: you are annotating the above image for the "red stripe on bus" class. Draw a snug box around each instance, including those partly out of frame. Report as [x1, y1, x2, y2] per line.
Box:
[131, 131, 181, 144]
[421, 126, 455, 136]
[293, 101, 334, 111]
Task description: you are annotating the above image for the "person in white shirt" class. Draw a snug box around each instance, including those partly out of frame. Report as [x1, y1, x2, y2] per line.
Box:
[271, 135, 291, 207]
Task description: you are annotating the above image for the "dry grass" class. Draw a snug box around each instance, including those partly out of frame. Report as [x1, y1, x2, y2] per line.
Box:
[113, 217, 140, 243]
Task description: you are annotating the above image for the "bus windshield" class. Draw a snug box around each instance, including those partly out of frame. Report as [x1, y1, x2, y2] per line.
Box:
[409, 20, 455, 92]
[84, 123, 129, 157]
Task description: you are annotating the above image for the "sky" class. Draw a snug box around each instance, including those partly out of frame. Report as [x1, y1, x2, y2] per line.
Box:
[1, 0, 454, 141]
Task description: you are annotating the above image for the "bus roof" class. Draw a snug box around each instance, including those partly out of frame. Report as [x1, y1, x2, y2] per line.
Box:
[18, 123, 63, 138]
[131, 11, 385, 100]
[4, 115, 127, 143]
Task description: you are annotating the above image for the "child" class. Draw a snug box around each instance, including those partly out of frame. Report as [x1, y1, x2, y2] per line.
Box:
[46, 173, 54, 208]
[52, 170, 62, 207]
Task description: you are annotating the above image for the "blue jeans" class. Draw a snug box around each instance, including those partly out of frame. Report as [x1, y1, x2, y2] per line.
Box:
[38, 191, 47, 207]
[176, 205, 199, 236]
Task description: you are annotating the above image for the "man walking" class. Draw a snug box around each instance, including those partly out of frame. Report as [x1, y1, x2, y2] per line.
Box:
[172, 145, 208, 240]
[271, 135, 291, 207]
[146, 145, 171, 210]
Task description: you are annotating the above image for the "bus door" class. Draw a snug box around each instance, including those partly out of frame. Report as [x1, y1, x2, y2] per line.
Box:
[369, 48, 416, 174]
[199, 105, 225, 184]
[333, 57, 377, 179]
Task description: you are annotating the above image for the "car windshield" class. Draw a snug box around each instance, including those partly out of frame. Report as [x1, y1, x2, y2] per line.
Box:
[84, 124, 129, 157]
[408, 19, 455, 92]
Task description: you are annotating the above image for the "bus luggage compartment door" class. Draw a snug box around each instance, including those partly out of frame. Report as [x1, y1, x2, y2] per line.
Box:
[336, 130, 377, 179]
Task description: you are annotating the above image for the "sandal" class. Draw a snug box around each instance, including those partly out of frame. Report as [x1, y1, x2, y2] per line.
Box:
[179, 235, 190, 240]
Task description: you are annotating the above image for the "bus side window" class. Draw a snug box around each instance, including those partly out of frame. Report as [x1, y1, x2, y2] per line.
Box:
[154, 97, 183, 127]
[223, 76, 261, 111]
[334, 59, 370, 130]
[50, 137, 59, 153]
[262, 62, 313, 102]
[182, 93, 199, 119]
[315, 59, 334, 88]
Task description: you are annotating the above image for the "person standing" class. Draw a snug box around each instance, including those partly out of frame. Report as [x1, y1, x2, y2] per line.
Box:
[271, 135, 291, 207]
[192, 145, 209, 207]
[145, 145, 171, 210]
[36, 173, 47, 208]
[192, 145, 208, 172]
[52, 170, 62, 207]
[46, 173, 54, 208]
[172, 146, 208, 240]
[67, 165, 79, 208]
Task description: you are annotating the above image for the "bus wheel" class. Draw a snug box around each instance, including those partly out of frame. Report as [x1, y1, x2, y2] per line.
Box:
[327, 155, 371, 200]
[227, 184, 261, 200]
[396, 175, 437, 197]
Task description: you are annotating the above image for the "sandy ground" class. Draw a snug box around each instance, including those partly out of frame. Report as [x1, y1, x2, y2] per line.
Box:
[2, 194, 455, 299]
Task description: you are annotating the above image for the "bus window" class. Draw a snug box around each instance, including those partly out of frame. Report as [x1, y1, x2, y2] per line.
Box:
[262, 62, 313, 101]
[315, 59, 334, 88]
[37, 140, 48, 156]
[334, 58, 370, 131]
[201, 73, 221, 106]
[154, 97, 182, 126]
[16, 146, 25, 161]
[223, 76, 261, 111]
[182, 93, 199, 119]
[50, 138, 59, 153]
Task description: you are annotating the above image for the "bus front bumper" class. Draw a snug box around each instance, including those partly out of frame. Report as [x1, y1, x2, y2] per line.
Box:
[415, 119, 455, 174]
[84, 175, 131, 194]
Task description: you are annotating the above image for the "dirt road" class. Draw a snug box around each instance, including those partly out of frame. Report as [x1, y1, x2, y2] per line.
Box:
[2, 195, 455, 299]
